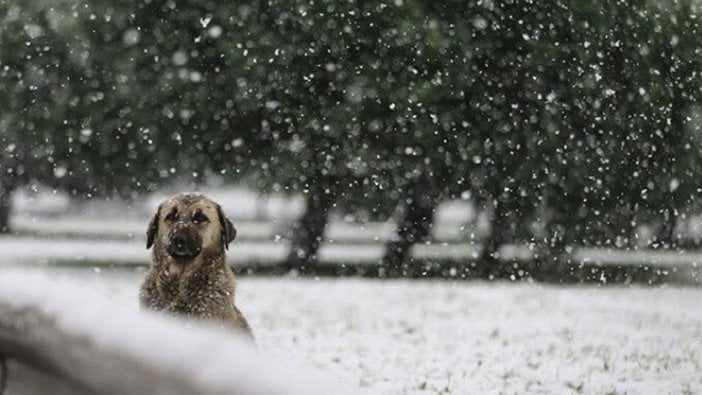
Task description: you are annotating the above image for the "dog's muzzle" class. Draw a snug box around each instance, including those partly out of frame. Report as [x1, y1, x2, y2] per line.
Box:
[167, 232, 201, 259]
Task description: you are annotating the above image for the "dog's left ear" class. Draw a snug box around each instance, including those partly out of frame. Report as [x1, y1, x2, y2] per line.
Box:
[217, 205, 237, 249]
[146, 204, 161, 249]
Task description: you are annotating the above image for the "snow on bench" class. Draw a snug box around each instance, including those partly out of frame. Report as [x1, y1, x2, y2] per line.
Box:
[0, 271, 348, 395]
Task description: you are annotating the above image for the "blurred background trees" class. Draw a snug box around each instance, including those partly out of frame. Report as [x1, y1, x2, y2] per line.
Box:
[1, 0, 701, 275]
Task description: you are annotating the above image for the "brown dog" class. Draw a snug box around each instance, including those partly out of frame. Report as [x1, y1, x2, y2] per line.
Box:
[139, 192, 252, 338]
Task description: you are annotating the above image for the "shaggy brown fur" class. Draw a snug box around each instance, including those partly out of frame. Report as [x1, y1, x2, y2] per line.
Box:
[139, 192, 252, 338]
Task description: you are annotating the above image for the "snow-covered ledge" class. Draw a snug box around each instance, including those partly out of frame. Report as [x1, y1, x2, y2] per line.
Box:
[0, 271, 346, 395]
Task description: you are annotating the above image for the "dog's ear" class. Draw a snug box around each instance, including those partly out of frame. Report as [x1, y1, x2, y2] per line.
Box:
[146, 204, 161, 249]
[217, 205, 237, 249]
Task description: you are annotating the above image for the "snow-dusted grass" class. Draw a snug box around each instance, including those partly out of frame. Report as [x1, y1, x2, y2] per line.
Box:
[8, 267, 700, 395]
[250, 279, 702, 394]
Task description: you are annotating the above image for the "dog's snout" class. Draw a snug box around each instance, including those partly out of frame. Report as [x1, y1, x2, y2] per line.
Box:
[167, 229, 201, 259]
[172, 233, 187, 247]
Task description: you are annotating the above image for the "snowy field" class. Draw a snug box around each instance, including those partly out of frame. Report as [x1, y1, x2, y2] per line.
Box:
[4, 266, 700, 395]
[2, 188, 701, 393]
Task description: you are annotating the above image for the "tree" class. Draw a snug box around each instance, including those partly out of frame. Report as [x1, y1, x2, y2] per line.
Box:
[220, 0, 443, 270]
[0, 0, 197, 234]
[535, 0, 702, 256]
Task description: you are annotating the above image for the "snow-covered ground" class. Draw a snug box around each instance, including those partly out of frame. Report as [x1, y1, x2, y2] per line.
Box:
[5, 266, 699, 395]
[2, 187, 700, 393]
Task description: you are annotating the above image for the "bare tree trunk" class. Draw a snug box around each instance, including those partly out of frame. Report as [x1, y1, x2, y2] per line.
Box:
[476, 199, 508, 277]
[651, 205, 678, 249]
[285, 175, 337, 272]
[381, 179, 437, 277]
[649, 81, 683, 251]
[0, 176, 16, 234]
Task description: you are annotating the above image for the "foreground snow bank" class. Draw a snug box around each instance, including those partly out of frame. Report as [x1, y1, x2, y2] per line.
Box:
[0, 270, 349, 395]
[2, 268, 700, 394]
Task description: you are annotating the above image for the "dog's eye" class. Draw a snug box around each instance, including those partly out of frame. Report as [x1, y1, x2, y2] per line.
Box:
[192, 213, 209, 224]
[165, 210, 177, 222]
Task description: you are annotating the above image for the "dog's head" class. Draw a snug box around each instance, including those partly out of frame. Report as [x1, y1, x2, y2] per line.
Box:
[146, 192, 236, 259]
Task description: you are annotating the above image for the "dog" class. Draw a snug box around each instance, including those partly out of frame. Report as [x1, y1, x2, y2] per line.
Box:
[139, 192, 253, 338]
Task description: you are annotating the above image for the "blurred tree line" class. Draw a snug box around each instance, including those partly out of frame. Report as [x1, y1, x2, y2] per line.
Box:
[1, 0, 702, 277]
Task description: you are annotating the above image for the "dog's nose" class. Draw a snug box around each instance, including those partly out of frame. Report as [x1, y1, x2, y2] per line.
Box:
[168, 232, 194, 258]
[172, 233, 187, 248]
